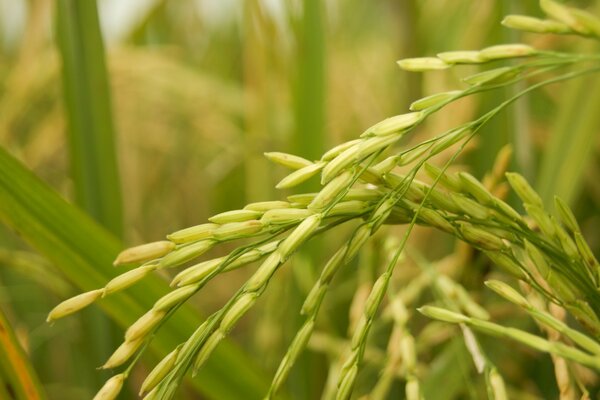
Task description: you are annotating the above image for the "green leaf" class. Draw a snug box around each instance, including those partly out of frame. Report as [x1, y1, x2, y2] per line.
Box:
[0, 147, 270, 400]
[56, 0, 125, 376]
[56, 0, 123, 237]
[0, 308, 47, 400]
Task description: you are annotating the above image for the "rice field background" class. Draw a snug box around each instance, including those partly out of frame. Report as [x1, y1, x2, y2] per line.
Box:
[1, 0, 600, 399]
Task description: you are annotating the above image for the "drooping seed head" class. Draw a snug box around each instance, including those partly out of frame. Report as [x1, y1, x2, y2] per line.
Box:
[270, 320, 315, 394]
[400, 335, 416, 370]
[484, 251, 525, 279]
[278, 214, 322, 258]
[244, 201, 291, 212]
[405, 377, 421, 400]
[523, 239, 550, 279]
[171, 257, 224, 287]
[220, 293, 257, 332]
[321, 245, 348, 284]
[458, 172, 494, 204]
[502, 15, 571, 34]
[506, 172, 544, 208]
[212, 220, 264, 241]
[423, 163, 462, 191]
[574, 231, 600, 271]
[276, 162, 324, 189]
[361, 134, 402, 159]
[344, 188, 384, 202]
[416, 207, 455, 233]
[429, 126, 470, 155]
[493, 199, 523, 224]
[104, 264, 157, 295]
[125, 309, 166, 342]
[451, 194, 490, 220]
[397, 57, 450, 71]
[159, 240, 215, 269]
[245, 252, 282, 292]
[479, 44, 536, 60]
[539, 0, 581, 32]
[553, 196, 579, 233]
[329, 200, 369, 217]
[372, 155, 400, 175]
[193, 331, 224, 374]
[101, 337, 145, 369]
[47, 289, 104, 322]
[397, 145, 430, 167]
[488, 368, 508, 400]
[410, 90, 462, 111]
[309, 171, 354, 210]
[113, 241, 175, 266]
[568, 8, 600, 37]
[153, 285, 198, 311]
[264, 152, 313, 169]
[140, 347, 180, 395]
[524, 205, 556, 238]
[463, 67, 519, 86]
[459, 223, 506, 251]
[336, 364, 358, 400]
[365, 112, 424, 136]
[321, 139, 362, 161]
[418, 306, 470, 324]
[321, 143, 361, 184]
[261, 208, 314, 225]
[286, 193, 317, 205]
[93, 374, 125, 400]
[485, 280, 530, 308]
[167, 223, 217, 244]
[209, 209, 262, 224]
[364, 272, 390, 318]
[345, 224, 372, 262]
[371, 197, 398, 229]
[426, 188, 462, 214]
[437, 50, 484, 64]
[301, 283, 328, 316]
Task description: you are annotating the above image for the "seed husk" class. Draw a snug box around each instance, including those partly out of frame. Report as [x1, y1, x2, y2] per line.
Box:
[479, 44, 535, 60]
[159, 240, 215, 269]
[264, 152, 313, 169]
[101, 337, 145, 369]
[410, 91, 462, 111]
[167, 223, 217, 244]
[276, 162, 324, 189]
[502, 15, 571, 34]
[209, 209, 262, 224]
[47, 289, 104, 322]
[93, 374, 125, 400]
[140, 347, 180, 395]
[437, 50, 484, 64]
[113, 241, 175, 266]
[397, 57, 450, 71]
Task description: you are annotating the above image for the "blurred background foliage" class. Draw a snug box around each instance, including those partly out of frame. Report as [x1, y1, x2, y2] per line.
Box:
[0, 0, 599, 399]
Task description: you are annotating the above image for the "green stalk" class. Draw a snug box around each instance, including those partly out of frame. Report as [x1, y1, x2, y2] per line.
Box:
[0, 308, 47, 400]
[0, 147, 270, 400]
[292, 0, 326, 163]
[55, 0, 123, 237]
[55, 0, 124, 386]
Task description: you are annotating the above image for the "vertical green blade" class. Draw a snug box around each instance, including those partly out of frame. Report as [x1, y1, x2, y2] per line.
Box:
[56, 0, 123, 237]
[0, 308, 46, 400]
[292, 0, 326, 163]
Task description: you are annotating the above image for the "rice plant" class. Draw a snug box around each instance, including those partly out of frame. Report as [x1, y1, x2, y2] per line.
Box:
[38, 1, 600, 399]
[1, 0, 599, 399]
